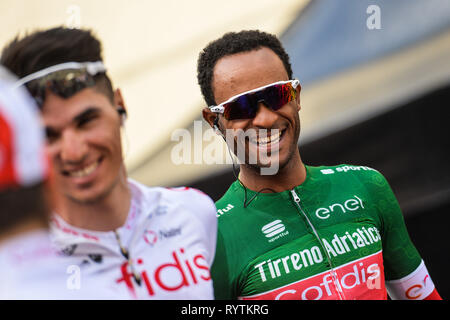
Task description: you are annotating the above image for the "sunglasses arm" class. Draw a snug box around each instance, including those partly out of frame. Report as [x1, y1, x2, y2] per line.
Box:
[209, 106, 224, 114]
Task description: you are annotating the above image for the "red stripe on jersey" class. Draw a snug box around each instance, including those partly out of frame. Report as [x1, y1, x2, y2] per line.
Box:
[0, 109, 18, 188]
[423, 288, 442, 300]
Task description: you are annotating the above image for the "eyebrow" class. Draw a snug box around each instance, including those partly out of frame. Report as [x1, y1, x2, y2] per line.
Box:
[44, 106, 102, 136]
[73, 107, 102, 123]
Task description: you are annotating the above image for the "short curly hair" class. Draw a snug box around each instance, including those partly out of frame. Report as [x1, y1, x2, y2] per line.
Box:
[197, 30, 293, 107]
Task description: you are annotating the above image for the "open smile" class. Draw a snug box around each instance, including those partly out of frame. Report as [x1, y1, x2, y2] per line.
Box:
[249, 129, 286, 146]
[62, 157, 103, 179]
[247, 128, 287, 150]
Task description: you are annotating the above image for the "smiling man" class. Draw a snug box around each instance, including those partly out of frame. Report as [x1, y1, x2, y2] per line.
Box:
[198, 30, 441, 300]
[1, 27, 217, 299]
[40, 80, 128, 230]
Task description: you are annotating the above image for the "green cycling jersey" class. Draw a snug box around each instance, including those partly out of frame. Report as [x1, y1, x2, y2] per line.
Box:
[211, 164, 432, 300]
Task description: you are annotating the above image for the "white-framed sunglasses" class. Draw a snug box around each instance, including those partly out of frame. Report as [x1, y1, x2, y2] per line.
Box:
[209, 79, 300, 120]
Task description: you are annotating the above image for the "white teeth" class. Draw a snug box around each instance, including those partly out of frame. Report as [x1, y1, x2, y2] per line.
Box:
[252, 131, 282, 145]
[68, 161, 99, 178]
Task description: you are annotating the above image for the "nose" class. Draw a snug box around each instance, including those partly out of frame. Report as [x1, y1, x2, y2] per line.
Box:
[59, 130, 88, 164]
[251, 102, 278, 128]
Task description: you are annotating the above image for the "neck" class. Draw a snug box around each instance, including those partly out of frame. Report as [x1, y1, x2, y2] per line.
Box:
[238, 150, 306, 193]
[53, 169, 132, 232]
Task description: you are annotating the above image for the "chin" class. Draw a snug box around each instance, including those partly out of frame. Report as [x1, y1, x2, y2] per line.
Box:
[65, 191, 105, 205]
[64, 181, 118, 205]
[251, 147, 296, 175]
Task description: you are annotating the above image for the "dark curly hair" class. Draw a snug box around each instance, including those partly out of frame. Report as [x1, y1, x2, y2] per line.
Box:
[0, 27, 114, 107]
[197, 30, 293, 107]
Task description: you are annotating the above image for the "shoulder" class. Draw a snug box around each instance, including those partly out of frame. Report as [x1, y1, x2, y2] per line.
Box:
[306, 164, 394, 202]
[316, 165, 398, 211]
[308, 163, 380, 176]
[309, 164, 386, 185]
[164, 186, 216, 213]
[331, 164, 391, 191]
[129, 178, 217, 221]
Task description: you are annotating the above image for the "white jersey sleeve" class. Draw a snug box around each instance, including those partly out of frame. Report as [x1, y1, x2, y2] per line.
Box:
[386, 260, 436, 300]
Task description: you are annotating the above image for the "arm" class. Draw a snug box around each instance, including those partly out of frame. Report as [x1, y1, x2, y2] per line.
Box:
[370, 172, 441, 300]
[386, 260, 441, 300]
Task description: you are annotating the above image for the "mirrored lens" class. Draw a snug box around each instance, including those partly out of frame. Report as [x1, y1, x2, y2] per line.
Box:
[222, 82, 296, 120]
[223, 95, 257, 120]
[260, 83, 296, 111]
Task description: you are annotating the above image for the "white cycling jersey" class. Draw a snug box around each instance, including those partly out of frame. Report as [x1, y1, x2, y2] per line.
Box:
[0, 230, 113, 299]
[49, 179, 217, 299]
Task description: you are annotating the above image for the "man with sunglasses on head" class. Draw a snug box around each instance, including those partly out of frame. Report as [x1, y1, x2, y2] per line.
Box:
[1, 27, 217, 299]
[199, 30, 441, 300]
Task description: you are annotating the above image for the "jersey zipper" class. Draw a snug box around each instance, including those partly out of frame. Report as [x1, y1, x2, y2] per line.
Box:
[290, 189, 346, 300]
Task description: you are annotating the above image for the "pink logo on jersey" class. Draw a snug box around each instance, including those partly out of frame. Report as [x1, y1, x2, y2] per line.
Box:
[143, 230, 158, 246]
[116, 248, 211, 297]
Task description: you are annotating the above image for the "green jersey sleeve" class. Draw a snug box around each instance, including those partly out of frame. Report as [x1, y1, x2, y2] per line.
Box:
[366, 170, 422, 280]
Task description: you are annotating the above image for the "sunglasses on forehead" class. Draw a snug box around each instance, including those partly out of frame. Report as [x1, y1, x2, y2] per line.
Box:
[209, 79, 300, 121]
[12, 61, 107, 107]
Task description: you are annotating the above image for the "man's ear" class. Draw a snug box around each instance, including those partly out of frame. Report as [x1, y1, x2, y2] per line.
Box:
[114, 88, 127, 113]
[202, 107, 217, 129]
[295, 83, 301, 111]
[114, 88, 127, 125]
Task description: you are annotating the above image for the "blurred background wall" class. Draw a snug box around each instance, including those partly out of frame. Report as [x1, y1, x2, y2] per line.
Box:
[2, 0, 449, 298]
